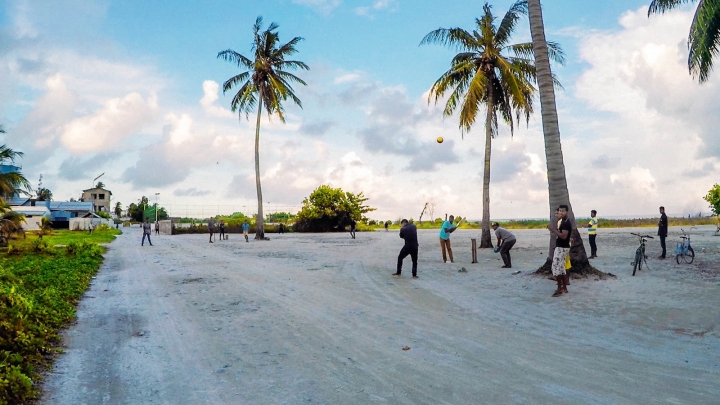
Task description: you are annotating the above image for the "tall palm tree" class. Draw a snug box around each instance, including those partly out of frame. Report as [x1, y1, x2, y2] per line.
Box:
[218, 16, 309, 240]
[115, 202, 123, 217]
[527, 0, 591, 271]
[0, 144, 31, 202]
[649, 0, 720, 83]
[421, 1, 564, 248]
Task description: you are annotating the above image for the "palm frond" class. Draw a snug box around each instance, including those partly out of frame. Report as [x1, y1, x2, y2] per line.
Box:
[688, 0, 720, 82]
[496, 0, 528, 46]
[277, 60, 310, 72]
[420, 27, 477, 50]
[648, 0, 696, 15]
[217, 50, 253, 68]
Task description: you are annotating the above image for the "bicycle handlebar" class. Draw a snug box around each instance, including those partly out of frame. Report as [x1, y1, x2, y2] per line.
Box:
[630, 233, 654, 239]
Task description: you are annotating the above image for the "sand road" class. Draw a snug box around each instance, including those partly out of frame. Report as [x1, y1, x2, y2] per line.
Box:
[40, 226, 720, 404]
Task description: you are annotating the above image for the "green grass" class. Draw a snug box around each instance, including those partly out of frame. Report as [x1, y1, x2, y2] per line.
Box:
[14, 228, 121, 248]
[0, 229, 118, 404]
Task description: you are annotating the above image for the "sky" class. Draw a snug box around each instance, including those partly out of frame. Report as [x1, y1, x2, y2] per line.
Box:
[0, 0, 717, 221]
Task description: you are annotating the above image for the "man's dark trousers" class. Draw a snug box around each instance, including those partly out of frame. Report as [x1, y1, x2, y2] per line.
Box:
[660, 235, 666, 257]
[397, 245, 418, 276]
[589, 234, 597, 256]
[499, 239, 516, 267]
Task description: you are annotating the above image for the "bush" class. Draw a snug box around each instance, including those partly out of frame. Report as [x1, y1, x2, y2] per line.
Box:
[95, 223, 110, 231]
[0, 232, 108, 403]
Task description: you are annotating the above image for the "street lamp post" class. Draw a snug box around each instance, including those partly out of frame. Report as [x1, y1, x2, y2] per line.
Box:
[155, 193, 160, 223]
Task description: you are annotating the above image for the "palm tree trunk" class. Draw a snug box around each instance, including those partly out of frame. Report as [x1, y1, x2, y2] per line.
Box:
[480, 93, 493, 248]
[527, 0, 590, 271]
[254, 99, 265, 240]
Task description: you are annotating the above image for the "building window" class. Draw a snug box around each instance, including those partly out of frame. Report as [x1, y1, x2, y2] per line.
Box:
[92, 194, 97, 199]
[99, 194, 105, 199]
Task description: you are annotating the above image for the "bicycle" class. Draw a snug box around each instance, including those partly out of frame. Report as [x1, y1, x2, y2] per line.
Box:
[675, 227, 696, 264]
[630, 233, 653, 276]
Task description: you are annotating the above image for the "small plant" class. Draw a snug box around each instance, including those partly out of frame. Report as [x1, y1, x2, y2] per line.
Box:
[30, 239, 50, 254]
[36, 217, 53, 239]
[95, 223, 110, 231]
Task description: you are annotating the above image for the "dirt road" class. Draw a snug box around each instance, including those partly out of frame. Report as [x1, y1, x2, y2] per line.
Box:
[40, 226, 720, 404]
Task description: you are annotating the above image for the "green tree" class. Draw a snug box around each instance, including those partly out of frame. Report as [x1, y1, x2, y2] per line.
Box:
[96, 181, 105, 189]
[0, 201, 26, 246]
[703, 183, 720, 215]
[114, 201, 123, 217]
[36, 187, 53, 201]
[527, 0, 591, 272]
[649, 0, 720, 82]
[218, 16, 309, 240]
[421, 1, 563, 248]
[295, 185, 375, 232]
[0, 144, 32, 201]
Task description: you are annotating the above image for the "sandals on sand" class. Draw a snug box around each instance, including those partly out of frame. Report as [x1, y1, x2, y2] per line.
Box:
[552, 289, 564, 297]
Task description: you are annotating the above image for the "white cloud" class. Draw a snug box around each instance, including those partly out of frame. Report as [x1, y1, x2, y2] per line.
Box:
[61, 92, 158, 154]
[200, 80, 234, 118]
[291, 0, 341, 14]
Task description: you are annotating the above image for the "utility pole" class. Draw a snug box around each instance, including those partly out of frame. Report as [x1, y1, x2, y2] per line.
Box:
[155, 193, 160, 223]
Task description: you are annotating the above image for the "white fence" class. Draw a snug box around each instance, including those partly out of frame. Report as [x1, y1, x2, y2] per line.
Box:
[69, 218, 112, 231]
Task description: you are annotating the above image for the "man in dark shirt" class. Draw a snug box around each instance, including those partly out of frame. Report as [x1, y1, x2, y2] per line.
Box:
[208, 218, 215, 243]
[658, 206, 668, 259]
[548, 205, 572, 297]
[393, 219, 419, 279]
[349, 219, 356, 239]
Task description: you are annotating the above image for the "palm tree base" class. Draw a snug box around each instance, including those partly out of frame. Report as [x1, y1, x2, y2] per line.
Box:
[534, 257, 609, 279]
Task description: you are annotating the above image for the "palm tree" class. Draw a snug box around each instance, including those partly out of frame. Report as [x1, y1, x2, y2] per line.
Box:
[37, 188, 53, 201]
[218, 16, 309, 240]
[96, 181, 105, 189]
[0, 144, 31, 202]
[527, 0, 591, 272]
[649, 0, 720, 83]
[421, 1, 563, 248]
[114, 202, 123, 217]
[0, 201, 25, 246]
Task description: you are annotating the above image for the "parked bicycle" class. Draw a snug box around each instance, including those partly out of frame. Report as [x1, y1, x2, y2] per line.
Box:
[630, 233, 653, 276]
[675, 227, 695, 264]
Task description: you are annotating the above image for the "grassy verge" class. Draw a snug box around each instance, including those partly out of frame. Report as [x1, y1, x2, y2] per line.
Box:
[0, 228, 120, 404]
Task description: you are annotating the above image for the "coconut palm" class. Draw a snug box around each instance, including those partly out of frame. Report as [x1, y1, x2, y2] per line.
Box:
[114, 202, 123, 217]
[218, 16, 308, 240]
[0, 144, 31, 201]
[527, 0, 592, 271]
[421, 1, 564, 248]
[649, 0, 720, 82]
[37, 187, 53, 201]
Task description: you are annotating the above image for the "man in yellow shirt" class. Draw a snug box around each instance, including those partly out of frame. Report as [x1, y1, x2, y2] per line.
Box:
[587, 210, 598, 258]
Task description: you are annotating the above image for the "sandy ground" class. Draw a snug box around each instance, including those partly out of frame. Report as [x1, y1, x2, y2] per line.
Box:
[39, 225, 720, 405]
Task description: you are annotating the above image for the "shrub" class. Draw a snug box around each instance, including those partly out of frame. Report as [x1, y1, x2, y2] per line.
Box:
[30, 239, 51, 254]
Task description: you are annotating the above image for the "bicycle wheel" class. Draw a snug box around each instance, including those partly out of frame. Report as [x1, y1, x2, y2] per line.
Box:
[633, 249, 641, 276]
[676, 251, 682, 264]
[683, 246, 695, 264]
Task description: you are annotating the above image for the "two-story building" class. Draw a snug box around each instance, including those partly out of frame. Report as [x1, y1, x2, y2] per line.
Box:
[81, 187, 112, 213]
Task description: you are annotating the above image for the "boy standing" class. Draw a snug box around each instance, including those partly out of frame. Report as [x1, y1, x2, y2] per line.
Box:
[242, 220, 250, 242]
[208, 218, 215, 243]
[439, 215, 457, 263]
[658, 206, 668, 259]
[219, 220, 226, 241]
[587, 210, 598, 258]
[142, 218, 153, 246]
[548, 205, 571, 297]
[393, 219, 419, 278]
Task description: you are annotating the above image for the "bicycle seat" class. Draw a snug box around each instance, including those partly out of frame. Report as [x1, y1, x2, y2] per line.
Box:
[680, 236, 688, 239]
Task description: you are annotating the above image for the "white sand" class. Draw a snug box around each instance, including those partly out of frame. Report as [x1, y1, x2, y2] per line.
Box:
[40, 225, 720, 404]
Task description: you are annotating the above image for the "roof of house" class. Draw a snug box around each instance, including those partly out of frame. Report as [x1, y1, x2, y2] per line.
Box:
[5, 198, 94, 211]
[82, 187, 112, 195]
[9, 206, 51, 216]
[49, 201, 94, 211]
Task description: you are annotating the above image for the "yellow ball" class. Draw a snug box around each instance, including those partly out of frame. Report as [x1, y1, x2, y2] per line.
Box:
[437, 137, 444, 143]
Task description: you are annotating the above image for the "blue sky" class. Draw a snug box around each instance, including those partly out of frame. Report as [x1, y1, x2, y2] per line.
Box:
[1, 0, 717, 220]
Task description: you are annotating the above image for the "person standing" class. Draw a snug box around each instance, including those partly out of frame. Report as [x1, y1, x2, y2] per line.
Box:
[492, 222, 516, 268]
[278, 223, 284, 234]
[142, 218, 153, 246]
[393, 219, 419, 278]
[587, 210, 598, 258]
[350, 219, 356, 239]
[208, 218, 215, 243]
[439, 215, 457, 263]
[384, 221, 389, 232]
[155, 220, 160, 235]
[242, 220, 250, 242]
[658, 206, 668, 259]
[219, 220, 226, 241]
[548, 205, 571, 297]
